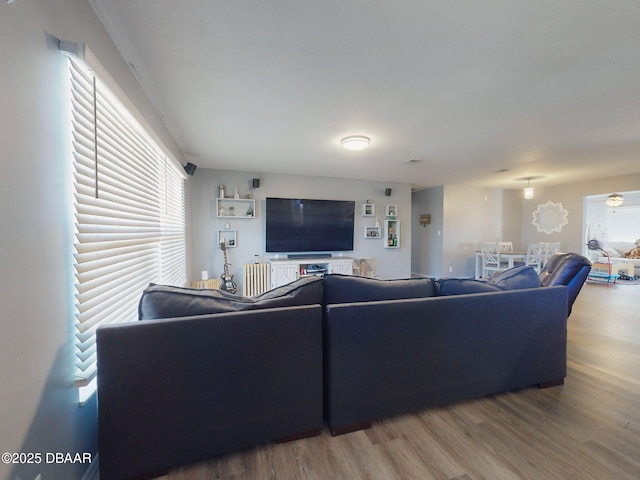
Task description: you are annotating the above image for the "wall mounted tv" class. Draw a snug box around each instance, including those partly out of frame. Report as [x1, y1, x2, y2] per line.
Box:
[265, 197, 355, 253]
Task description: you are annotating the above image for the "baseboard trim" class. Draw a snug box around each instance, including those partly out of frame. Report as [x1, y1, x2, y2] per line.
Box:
[81, 453, 99, 480]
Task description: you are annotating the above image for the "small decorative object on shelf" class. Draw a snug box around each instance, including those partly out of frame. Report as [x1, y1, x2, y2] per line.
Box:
[218, 185, 225, 199]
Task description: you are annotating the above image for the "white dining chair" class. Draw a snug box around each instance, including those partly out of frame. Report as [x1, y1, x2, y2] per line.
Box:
[481, 242, 502, 277]
[525, 243, 545, 273]
[541, 242, 561, 268]
[498, 241, 514, 252]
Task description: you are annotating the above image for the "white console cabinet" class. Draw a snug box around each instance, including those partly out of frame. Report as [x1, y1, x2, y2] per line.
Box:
[269, 257, 353, 288]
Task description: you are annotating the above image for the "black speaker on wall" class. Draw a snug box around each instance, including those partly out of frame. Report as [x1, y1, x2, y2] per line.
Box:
[252, 178, 261, 188]
[385, 188, 392, 196]
[183, 162, 197, 176]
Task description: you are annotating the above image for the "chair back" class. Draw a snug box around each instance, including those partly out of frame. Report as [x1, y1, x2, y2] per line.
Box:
[498, 241, 513, 252]
[525, 243, 545, 272]
[541, 242, 561, 268]
[481, 242, 501, 277]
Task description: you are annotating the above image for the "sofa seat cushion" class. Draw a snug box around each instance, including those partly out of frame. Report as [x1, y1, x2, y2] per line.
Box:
[139, 276, 323, 320]
[323, 274, 435, 305]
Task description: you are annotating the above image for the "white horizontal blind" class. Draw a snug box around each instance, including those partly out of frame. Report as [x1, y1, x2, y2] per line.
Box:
[68, 56, 186, 397]
[607, 205, 640, 242]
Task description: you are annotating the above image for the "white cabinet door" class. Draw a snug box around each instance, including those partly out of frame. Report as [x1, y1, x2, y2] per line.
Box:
[329, 260, 353, 275]
[271, 263, 299, 288]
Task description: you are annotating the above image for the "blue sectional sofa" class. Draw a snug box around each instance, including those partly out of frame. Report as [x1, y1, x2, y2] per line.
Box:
[96, 253, 590, 479]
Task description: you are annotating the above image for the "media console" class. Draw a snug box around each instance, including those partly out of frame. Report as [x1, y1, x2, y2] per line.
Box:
[269, 257, 353, 288]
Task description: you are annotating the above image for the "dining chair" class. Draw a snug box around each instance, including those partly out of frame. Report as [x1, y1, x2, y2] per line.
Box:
[498, 241, 514, 252]
[541, 242, 561, 268]
[481, 242, 502, 277]
[525, 243, 545, 273]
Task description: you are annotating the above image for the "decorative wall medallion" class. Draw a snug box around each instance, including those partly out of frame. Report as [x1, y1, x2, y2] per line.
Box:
[532, 201, 569, 235]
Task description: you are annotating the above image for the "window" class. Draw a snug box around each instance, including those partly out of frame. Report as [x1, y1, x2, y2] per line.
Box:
[607, 205, 640, 242]
[66, 55, 186, 403]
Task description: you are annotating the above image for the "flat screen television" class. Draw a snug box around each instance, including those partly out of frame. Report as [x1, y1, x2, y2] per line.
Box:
[265, 197, 355, 253]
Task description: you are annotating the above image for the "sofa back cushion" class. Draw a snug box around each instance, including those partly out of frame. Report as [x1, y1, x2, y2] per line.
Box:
[323, 274, 435, 305]
[437, 278, 506, 296]
[437, 265, 540, 296]
[488, 265, 541, 289]
[139, 276, 323, 320]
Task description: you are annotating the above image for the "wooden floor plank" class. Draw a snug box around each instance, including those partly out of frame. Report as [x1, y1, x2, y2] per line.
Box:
[153, 283, 640, 480]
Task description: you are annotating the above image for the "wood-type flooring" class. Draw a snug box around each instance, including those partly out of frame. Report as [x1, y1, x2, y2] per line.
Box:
[158, 282, 640, 480]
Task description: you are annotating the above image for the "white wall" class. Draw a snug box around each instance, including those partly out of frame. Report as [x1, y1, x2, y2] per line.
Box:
[412, 184, 522, 278]
[411, 186, 443, 277]
[0, 2, 184, 479]
[190, 169, 413, 287]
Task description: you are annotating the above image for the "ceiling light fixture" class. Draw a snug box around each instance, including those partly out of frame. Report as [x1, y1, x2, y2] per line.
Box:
[341, 135, 370, 151]
[523, 178, 535, 200]
[606, 193, 624, 207]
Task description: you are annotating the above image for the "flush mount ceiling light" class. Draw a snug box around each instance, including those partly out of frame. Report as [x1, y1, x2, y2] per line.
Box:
[606, 193, 624, 207]
[341, 135, 370, 151]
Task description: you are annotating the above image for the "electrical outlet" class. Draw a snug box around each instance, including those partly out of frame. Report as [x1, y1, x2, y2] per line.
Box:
[449, 266, 453, 273]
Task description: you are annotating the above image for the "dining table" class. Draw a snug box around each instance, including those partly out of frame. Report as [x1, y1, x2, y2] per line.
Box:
[474, 250, 527, 279]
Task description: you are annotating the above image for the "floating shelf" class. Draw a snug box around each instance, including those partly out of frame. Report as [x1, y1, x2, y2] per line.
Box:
[216, 198, 255, 218]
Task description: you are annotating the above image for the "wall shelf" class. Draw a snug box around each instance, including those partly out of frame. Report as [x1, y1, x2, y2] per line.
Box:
[216, 198, 255, 218]
[362, 203, 376, 216]
[384, 219, 400, 248]
[364, 226, 381, 238]
[217, 229, 237, 248]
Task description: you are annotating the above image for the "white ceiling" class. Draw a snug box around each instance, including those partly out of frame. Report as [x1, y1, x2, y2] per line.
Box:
[89, 0, 640, 190]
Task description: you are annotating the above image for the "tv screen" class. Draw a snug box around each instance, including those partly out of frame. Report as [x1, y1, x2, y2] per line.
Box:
[266, 197, 355, 253]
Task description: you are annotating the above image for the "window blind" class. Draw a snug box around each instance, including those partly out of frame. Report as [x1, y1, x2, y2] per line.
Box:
[607, 205, 640, 242]
[67, 56, 186, 401]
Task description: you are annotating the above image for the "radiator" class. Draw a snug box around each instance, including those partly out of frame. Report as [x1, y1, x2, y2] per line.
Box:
[242, 263, 271, 296]
[190, 278, 221, 289]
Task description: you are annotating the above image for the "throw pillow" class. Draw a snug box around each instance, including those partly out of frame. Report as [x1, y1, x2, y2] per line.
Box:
[623, 239, 640, 259]
[323, 274, 436, 305]
[138, 276, 324, 320]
